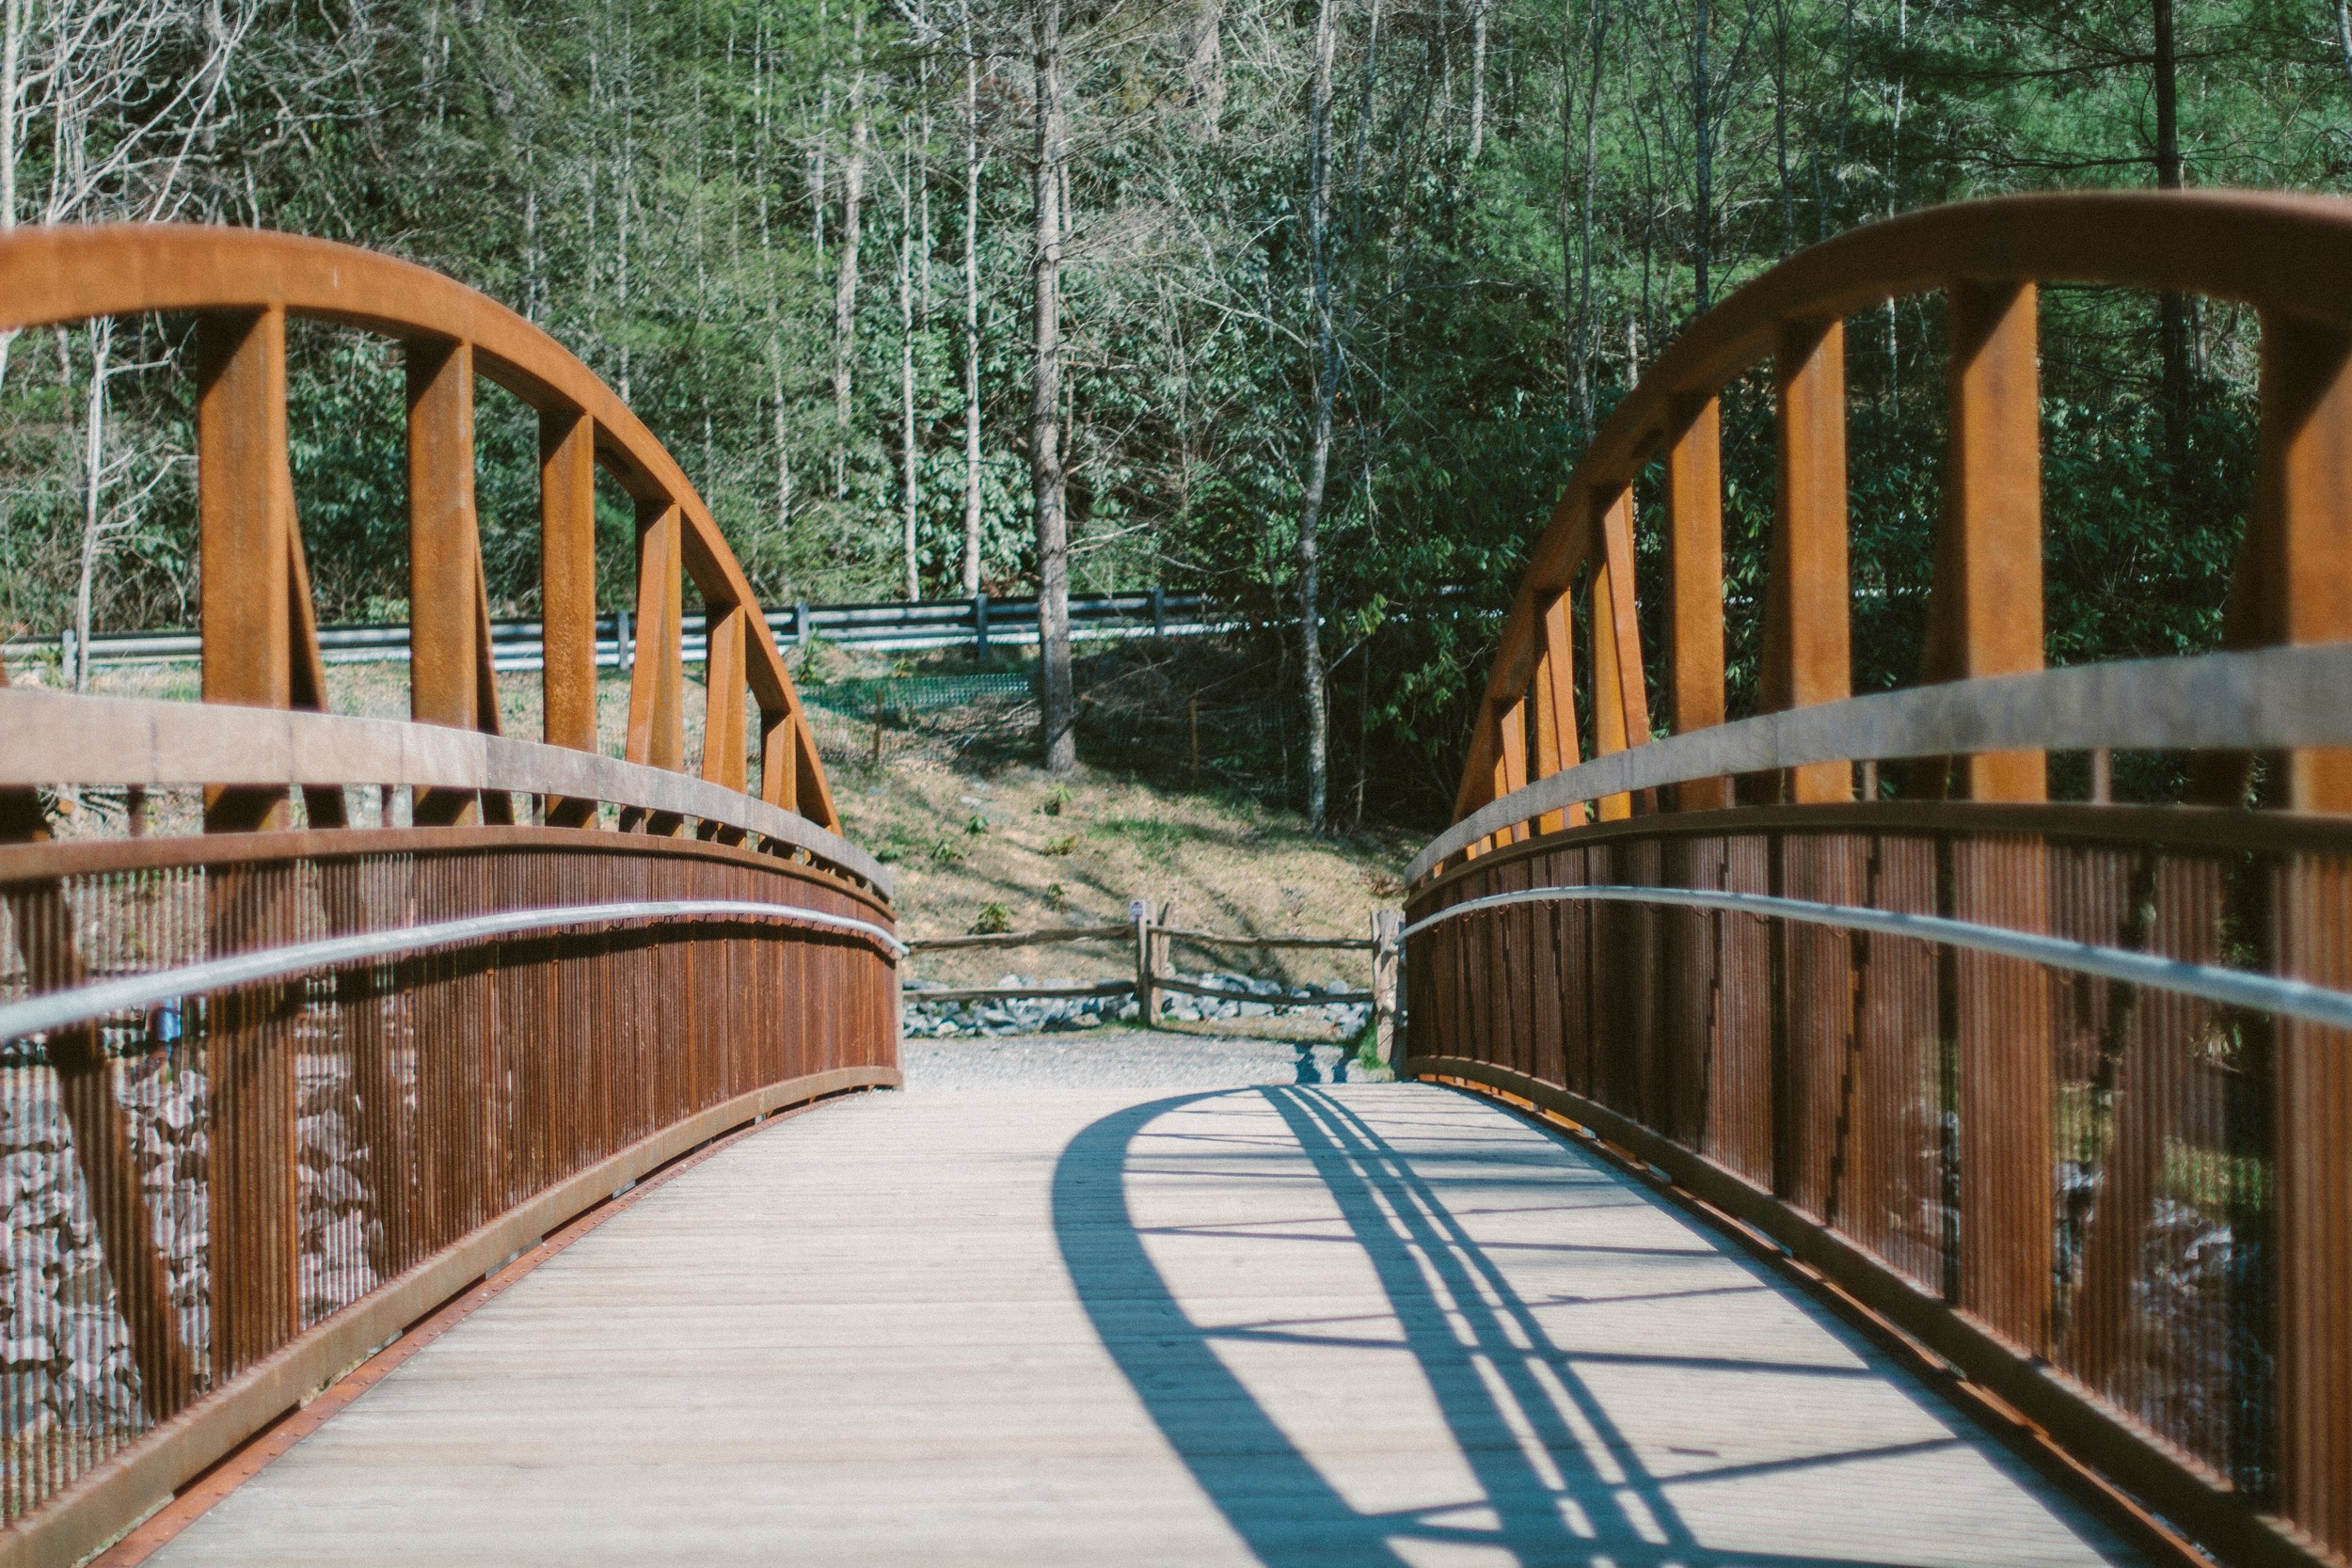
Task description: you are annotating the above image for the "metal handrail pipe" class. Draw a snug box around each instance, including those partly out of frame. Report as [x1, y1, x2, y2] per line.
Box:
[1404, 883, 2352, 1033]
[0, 898, 909, 1043]
[1408, 641, 2352, 883]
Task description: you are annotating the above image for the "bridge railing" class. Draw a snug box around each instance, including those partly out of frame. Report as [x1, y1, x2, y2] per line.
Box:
[1407, 193, 2352, 1568]
[0, 225, 899, 1566]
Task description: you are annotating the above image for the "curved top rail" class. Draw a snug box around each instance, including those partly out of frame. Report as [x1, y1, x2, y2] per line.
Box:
[1454, 191, 2352, 760]
[1409, 641, 2352, 882]
[1426, 190, 2352, 883]
[0, 223, 849, 857]
[0, 225, 734, 589]
[0, 685, 893, 892]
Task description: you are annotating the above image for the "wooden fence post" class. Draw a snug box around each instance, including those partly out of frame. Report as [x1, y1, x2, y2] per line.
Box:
[1371, 909, 1403, 1068]
[1133, 902, 1160, 1023]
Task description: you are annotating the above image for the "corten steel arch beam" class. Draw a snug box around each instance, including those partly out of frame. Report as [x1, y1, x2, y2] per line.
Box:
[0, 223, 840, 834]
[1440, 189, 2352, 860]
[0, 227, 897, 1568]
[1412, 191, 2352, 1568]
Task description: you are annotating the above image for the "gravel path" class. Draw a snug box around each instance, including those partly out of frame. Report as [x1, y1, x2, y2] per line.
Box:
[898, 1029, 1386, 1091]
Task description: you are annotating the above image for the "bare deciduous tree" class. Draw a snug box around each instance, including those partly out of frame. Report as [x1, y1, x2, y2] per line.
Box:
[1030, 0, 1072, 773]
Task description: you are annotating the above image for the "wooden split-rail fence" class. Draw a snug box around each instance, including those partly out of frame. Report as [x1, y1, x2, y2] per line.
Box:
[903, 909, 1404, 1059]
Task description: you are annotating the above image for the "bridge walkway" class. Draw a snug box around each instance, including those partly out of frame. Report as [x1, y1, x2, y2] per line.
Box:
[139, 1080, 2148, 1567]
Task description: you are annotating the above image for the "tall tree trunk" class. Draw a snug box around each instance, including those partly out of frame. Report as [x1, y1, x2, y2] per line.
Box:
[813, 1, 829, 260]
[834, 3, 866, 499]
[899, 135, 919, 600]
[813, 95, 829, 259]
[2337, 0, 2352, 108]
[1298, 0, 1339, 829]
[1692, 0, 1711, 313]
[0, 0, 23, 395]
[1772, 0, 1792, 255]
[1467, 0, 1487, 162]
[616, 29, 634, 404]
[1883, 1, 1904, 409]
[72, 319, 111, 692]
[1564, 0, 1606, 429]
[962, 5, 985, 596]
[0, 0, 16, 231]
[760, 62, 793, 548]
[1031, 0, 1074, 773]
[919, 103, 932, 320]
[1191, 0, 1225, 140]
[2153, 0, 2189, 520]
[774, 350, 793, 535]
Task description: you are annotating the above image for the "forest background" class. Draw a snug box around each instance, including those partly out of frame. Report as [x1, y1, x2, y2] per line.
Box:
[3, 0, 2349, 828]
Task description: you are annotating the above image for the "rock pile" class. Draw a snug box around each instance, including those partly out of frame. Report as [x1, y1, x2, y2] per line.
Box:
[0, 1045, 389, 1451]
[0, 1063, 177, 1444]
[902, 973, 1371, 1038]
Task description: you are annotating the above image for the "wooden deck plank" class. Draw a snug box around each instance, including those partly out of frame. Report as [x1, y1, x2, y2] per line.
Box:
[145, 1085, 2150, 1568]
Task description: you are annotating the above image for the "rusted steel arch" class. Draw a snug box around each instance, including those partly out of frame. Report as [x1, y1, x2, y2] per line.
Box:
[1408, 190, 2352, 1568]
[1444, 188, 2352, 847]
[0, 226, 898, 1567]
[0, 222, 838, 833]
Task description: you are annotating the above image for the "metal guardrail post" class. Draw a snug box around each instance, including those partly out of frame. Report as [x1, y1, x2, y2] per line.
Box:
[974, 592, 990, 664]
[795, 600, 810, 646]
[1150, 586, 1166, 636]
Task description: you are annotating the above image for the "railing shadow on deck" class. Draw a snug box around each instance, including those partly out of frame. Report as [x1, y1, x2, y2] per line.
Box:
[1050, 1088, 2137, 1568]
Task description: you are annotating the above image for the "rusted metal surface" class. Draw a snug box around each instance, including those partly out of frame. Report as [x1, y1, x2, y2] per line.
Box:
[1415, 194, 2352, 1565]
[1408, 819, 2322, 1564]
[0, 225, 898, 1562]
[0, 224, 841, 835]
[0, 833, 898, 1555]
[0, 689, 886, 892]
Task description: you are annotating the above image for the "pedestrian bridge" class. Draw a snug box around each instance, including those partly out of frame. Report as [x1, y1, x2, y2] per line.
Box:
[3, 201, 2349, 1568]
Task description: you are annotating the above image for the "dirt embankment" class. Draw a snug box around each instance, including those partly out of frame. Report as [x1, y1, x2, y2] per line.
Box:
[56, 652, 1417, 997]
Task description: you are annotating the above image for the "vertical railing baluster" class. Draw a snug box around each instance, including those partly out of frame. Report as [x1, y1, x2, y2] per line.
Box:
[1763, 318, 1852, 804]
[1932, 281, 2046, 801]
[625, 500, 688, 819]
[205, 869, 300, 1382]
[195, 306, 306, 1394]
[1586, 485, 1646, 823]
[1664, 395, 1729, 811]
[2237, 311, 2352, 1550]
[540, 409, 600, 827]
[1493, 693, 1527, 844]
[1588, 483, 1654, 822]
[703, 603, 751, 845]
[1588, 566, 1629, 823]
[1530, 590, 1586, 835]
[760, 706, 801, 816]
[198, 307, 295, 833]
[1455, 723, 1502, 861]
[280, 467, 349, 830]
[407, 338, 485, 827]
[703, 604, 751, 800]
[1931, 281, 2056, 1358]
[472, 537, 513, 825]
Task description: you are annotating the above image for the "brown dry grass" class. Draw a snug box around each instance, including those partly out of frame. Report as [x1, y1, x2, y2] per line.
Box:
[45, 652, 1415, 995]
